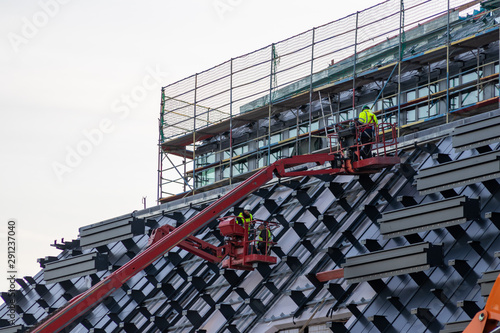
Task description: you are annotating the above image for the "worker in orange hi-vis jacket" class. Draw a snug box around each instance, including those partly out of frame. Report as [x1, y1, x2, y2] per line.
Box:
[358, 105, 378, 159]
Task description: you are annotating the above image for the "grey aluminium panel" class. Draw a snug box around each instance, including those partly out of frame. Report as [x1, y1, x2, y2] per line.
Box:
[416, 151, 500, 195]
[0, 326, 24, 333]
[439, 321, 470, 333]
[343, 242, 443, 284]
[379, 196, 480, 239]
[79, 218, 145, 249]
[477, 269, 500, 299]
[43, 252, 108, 284]
[452, 115, 500, 152]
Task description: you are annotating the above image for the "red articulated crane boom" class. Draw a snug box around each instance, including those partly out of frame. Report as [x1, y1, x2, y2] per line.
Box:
[31, 122, 399, 332]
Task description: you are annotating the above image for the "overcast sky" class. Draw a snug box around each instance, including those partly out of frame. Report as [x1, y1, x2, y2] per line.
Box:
[0, 0, 383, 293]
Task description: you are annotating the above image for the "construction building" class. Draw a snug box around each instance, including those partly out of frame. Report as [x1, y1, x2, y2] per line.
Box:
[3, 0, 500, 332]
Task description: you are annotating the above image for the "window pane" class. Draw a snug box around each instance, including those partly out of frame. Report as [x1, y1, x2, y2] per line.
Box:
[206, 153, 215, 164]
[407, 109, 416, 123]
[418, 106, 428, 120]
[311, 121, 320, 131]
[462, 71, 477, 84]
[258, 155, 267, 168]
[429, 83, 438, 94]
[462, 90, 478, 106]
[429, 102, 438, 117]
[223, 165, 230, 178]
[450, 96, 459, 110]
[233, 147, 242, 156]
[197, 168, 215, 187]
[419, 86, 428, 98]
[407, 90, 416, 101]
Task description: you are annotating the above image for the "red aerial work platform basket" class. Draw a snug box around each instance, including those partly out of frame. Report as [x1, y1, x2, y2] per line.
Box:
[218, 216, 278, 270]
[328, 120, 399, 171]
[218, 216, 245, 237]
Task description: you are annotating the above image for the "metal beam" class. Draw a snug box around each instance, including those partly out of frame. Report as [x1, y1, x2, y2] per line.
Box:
[379, 196, 480, 239]
[477, 270, 500, 301]
[79, 218, 145, 250]
[44, 253, 108, 284]
[452, 115, 500, 152]
[343, 242, 442, 284]
[416, 151, 500, 195]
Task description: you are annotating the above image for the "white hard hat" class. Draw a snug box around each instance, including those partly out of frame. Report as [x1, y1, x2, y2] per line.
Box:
[244, 205, 251, 211]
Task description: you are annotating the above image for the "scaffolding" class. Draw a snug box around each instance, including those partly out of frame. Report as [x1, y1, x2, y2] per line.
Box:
[158, 0, 500, 202]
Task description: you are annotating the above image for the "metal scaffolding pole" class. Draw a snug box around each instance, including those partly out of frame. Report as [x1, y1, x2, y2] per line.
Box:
[157, 90, 166, 202]
[353, 11, 359, 115]
[295, 106, 299, 156]
[308, 28, 315, 154]
[157, 119, 162, 203]
[398, 0, 402, 134]
[446, 0, 450, 123]
[268, 44, 274, 166]
[477, 47, 480, 102]
[193, 74, 197, 194]
[229, 59, 233, 185]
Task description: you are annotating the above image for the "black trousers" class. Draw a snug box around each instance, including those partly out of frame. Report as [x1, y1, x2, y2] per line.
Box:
[360, 128, 374, 159]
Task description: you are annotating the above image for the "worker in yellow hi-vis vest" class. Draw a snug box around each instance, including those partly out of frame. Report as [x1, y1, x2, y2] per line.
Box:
[237, 205, 256, 253]
[237, 205, 253, 228]
[358, 105, 378, 159]
[256, 223, 273, 255]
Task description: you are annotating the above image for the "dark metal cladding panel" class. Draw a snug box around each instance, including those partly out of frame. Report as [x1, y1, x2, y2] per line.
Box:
[452, 115, 500, 152]
[43, 252, 108, 284]
[343, 242, 443, 284]
[416, 151, 500, 195]
[379, 196, 480, 238]
[79, 218, 145, 249]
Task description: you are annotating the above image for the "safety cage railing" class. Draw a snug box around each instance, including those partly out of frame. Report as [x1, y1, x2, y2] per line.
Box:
[328, 121, 398, 160]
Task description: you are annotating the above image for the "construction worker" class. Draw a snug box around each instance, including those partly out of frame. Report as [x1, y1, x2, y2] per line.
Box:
[237, 205, 256, 254]
[256, 223, 273, 255]
[237, 205, 254, 233]
[358, 105, 378, 159]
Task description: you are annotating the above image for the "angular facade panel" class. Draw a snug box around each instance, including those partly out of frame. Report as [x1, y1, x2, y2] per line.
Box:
[416, 151, 500, 195]
[79, 217, 145, 249]
[343, 242, 443, 284]
[379, 196, 480, 239]
[452, 114, 500, 152]
[477, 270, 500, 300]
[43, 252, 108, 284]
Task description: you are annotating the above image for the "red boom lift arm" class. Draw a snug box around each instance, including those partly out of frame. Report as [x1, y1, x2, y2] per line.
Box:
[31, 123, 399, 332]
